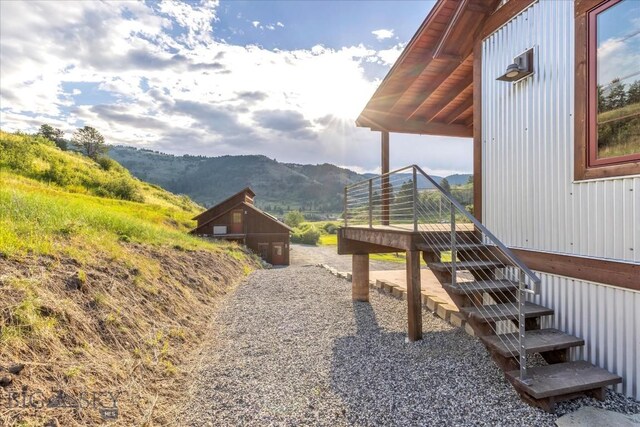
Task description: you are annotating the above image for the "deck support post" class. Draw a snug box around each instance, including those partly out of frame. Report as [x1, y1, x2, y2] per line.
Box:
[352, 254, 370, 302]
[406, 250, 422, 341]
[381, 131, 390, 226]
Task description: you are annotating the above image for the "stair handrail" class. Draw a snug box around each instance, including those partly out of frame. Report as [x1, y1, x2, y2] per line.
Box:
[344, 164, 541, 293]
[412, 165, 541, 294]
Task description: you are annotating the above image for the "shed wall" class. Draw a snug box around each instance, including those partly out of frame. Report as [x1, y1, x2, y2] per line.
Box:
[481, 0, 640, 399]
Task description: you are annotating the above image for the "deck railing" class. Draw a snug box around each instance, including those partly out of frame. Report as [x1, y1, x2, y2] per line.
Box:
[344, 165, 541, 383]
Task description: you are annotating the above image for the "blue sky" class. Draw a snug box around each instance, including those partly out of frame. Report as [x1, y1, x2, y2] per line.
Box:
[0, 0, 474, 175]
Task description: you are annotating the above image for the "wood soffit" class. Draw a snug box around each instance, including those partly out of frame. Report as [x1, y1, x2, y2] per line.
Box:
[356, 0, 502, 136]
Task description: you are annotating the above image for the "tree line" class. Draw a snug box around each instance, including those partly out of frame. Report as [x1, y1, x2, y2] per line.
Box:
[37, 124, 108, 160]
[597, 78, 640, 113]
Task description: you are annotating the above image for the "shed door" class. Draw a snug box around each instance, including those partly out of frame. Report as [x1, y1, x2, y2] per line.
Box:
[257, 243, 269, 261]
[271, 242, 285, 265]
[229, 209, 243, 234]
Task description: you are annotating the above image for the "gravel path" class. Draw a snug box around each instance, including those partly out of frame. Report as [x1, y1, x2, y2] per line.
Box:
[290, 243, 405, 271]
[181, 266, 640, 426]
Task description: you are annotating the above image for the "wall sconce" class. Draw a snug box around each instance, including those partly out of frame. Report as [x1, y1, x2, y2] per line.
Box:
[497, 48, 534, 82]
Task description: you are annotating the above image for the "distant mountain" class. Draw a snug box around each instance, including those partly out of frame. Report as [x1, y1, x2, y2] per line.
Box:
[361, 172, 472, 189]
[109, 145, 471, 214]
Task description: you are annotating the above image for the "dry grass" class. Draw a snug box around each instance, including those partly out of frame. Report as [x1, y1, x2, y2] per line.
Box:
[0, 244, 260, 426]
[0, 130, 262, 425]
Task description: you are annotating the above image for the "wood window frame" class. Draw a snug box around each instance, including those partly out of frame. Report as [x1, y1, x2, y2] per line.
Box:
[232, 209, 243, 224]
[575, 0, 640, 180]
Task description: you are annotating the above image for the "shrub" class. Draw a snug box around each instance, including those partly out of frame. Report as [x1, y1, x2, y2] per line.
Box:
[101, 178, 144, 202]
[284, 211, 305, 228]
[322, 222, 338, 235]
[291, 225, 320, 245]
[96, 156, 118, 171]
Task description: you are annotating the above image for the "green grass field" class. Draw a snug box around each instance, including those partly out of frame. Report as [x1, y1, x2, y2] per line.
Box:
[0, 131, 233, 260]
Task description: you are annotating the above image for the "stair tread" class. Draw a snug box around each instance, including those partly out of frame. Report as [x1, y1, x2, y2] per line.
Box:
[480, 328, 585, 358]
[429, 260, 504, 272]
[506, 361, 622, 399]
[460, 302, 553, 322]
[444, 279, 518, 295]
[417, 242, 487, 252]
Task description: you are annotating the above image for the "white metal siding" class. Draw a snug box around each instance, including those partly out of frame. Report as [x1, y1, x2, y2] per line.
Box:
[481, 0, 640, 399]
[529, 273, 639, 400]
[481, 0, 640, 263]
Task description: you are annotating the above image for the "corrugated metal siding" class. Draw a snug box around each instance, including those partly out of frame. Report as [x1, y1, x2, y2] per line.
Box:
[529, 274, 639, 399]
[481, 0, 640, 262]
[481, 1, 640, 399]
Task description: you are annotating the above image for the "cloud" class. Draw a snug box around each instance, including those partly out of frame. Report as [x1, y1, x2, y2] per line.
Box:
[253, 109, 312, 132]
[251, 20, 260, 28]
[371, 29, 394, 41]
[0, 0, 473, 173]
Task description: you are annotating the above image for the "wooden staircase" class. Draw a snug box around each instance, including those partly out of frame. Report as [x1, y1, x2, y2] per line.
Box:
[417, 242, 622, 413]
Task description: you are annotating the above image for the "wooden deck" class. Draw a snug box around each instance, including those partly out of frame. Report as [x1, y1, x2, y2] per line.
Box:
[338, 223, 476, 253]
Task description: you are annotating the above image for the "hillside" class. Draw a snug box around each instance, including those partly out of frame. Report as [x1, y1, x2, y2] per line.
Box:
[109, 145, 472, 215]
[0, 131, 260, 426]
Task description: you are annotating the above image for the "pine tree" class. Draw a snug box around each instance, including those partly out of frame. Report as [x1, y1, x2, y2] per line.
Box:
[626, 80, 640, 105]
[440, 177, 451, 194]
[72, 126, 108, 160]
[605, 78, 627, 111]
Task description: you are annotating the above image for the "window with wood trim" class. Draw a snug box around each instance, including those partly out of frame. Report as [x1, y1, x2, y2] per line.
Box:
[578, 0, 640, 178]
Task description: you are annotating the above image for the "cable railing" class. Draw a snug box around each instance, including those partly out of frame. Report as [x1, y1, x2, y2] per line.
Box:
[344, 165, 541, 383]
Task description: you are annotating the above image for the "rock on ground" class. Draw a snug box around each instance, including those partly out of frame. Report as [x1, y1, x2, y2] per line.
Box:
[180, 266, 640, 426]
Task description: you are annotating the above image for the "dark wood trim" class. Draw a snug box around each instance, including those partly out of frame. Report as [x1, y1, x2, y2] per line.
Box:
[473, 38, 482, 223]
[358, 112, 474, 137]
[381, 131, 390, 226]
[574, 0, 640, 180]
[481, 0, 539, 39]
[574, 9, 589, 181]
[510, 248, 640, 292]
[406, 250, 423, 341]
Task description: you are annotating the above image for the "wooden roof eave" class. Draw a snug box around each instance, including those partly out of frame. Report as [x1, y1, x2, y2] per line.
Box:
[356, 0, 501, 137]
[356, 112, 473, 137]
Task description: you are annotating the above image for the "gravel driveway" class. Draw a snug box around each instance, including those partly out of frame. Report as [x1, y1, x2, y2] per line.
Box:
[181, 266, 640, 426]
[290, 243, 406, 271]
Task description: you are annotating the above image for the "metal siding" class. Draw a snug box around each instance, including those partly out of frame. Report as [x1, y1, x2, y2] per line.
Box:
[482, 1, 640, 399]
[529, 273, 639, 399]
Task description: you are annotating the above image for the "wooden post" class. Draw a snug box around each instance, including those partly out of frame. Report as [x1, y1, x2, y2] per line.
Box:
[406, 250, 422, 341]
[381, 131, 390, 226]
[352, 254, 370, 302]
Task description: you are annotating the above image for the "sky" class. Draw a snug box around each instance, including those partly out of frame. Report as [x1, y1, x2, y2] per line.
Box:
[0, 0, 474, 175]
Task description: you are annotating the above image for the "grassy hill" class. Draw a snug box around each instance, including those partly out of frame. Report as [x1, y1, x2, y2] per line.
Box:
[109, 145, 472, 216]
[0, 131, 259, 426]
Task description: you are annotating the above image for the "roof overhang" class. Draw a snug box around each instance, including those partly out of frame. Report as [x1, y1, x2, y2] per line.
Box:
[356, 0, 501, 137]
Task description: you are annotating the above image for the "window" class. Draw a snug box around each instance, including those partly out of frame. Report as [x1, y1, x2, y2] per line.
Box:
[585, 0, 640, 170]
[232, 211, 242, 224]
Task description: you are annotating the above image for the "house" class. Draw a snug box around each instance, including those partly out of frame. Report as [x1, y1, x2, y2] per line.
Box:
[191, 188, 291, 265]
[339, 0, 639, 412]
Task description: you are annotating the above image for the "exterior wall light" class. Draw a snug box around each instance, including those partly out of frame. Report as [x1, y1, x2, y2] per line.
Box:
[497, 48, 534, 82]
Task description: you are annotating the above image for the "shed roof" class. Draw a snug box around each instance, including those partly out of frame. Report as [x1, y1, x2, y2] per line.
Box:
[192, 187, 256, 221]
[192, 201, 293, 234]
[356, 0, 501, 137]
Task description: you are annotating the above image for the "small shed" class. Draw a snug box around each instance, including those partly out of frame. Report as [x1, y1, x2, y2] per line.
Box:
[191, 188, 291, 265]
